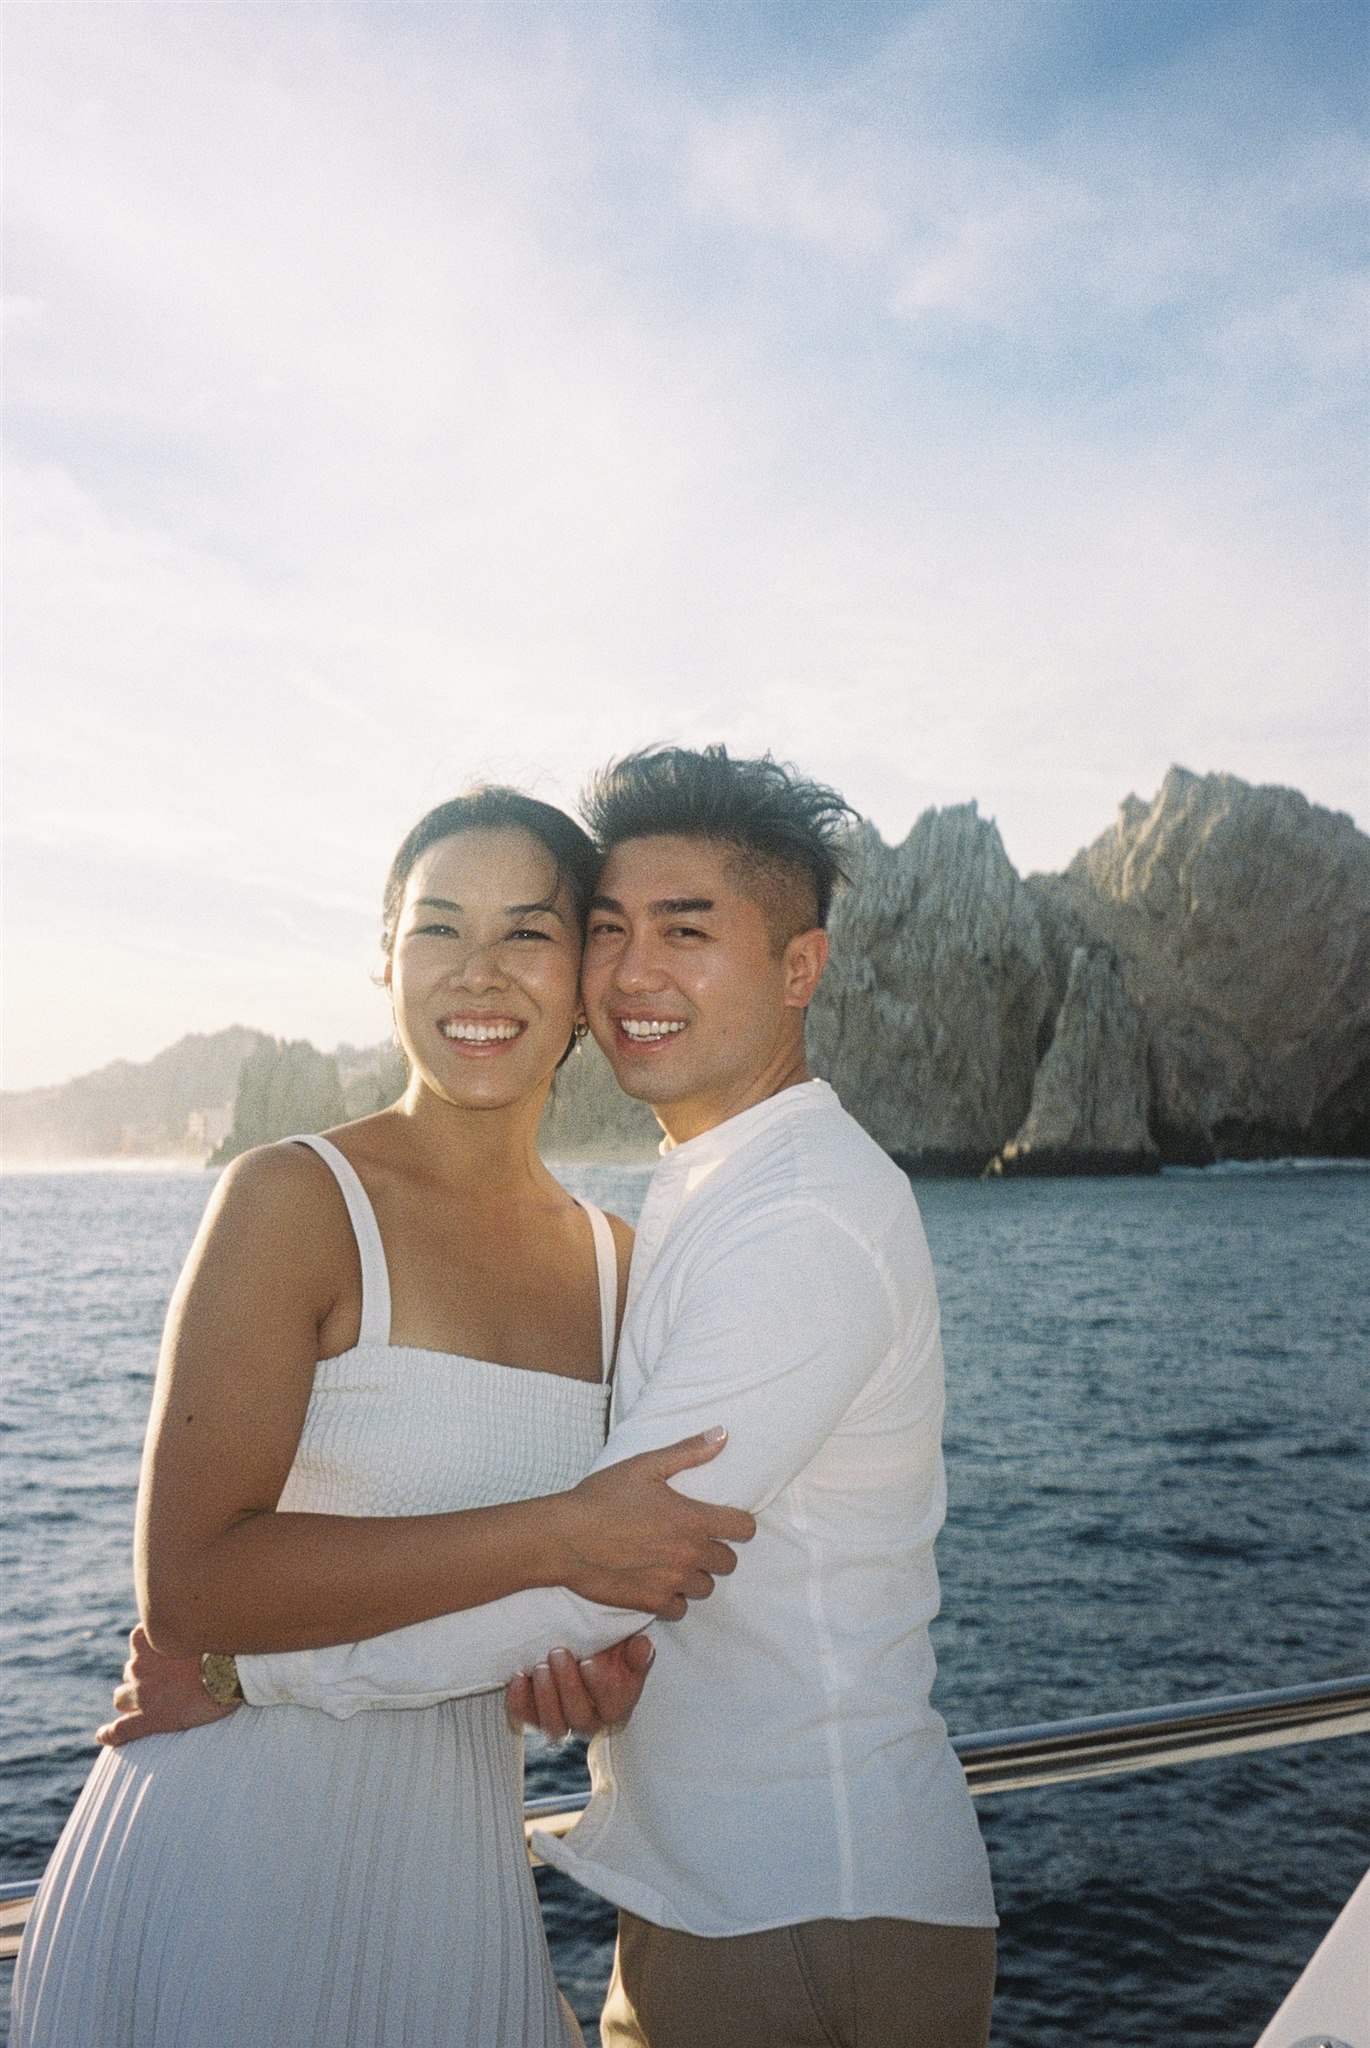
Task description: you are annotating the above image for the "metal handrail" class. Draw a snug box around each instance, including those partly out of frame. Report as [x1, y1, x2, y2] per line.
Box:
[2, 1676, 1366, 1957]
[955, 1672, 1370, 1795]
[522, 1673, 1370, 1849]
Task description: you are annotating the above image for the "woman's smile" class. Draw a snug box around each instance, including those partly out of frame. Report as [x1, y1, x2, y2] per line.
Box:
[437, 1013, 528, 1052]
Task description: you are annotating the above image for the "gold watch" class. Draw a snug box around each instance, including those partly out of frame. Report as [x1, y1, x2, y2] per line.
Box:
[200, 1652, 245, 1705]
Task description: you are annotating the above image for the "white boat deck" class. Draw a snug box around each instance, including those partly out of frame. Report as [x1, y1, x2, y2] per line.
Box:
[1253, 1863, 1369, 2048]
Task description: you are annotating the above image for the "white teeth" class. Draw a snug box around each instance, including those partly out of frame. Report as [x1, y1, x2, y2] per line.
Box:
[441, 1021, 522, 1043]
[620, 1019, 686, 1042]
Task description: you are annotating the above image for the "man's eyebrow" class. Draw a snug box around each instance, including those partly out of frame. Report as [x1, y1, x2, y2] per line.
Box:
[588, 894, 715, 916]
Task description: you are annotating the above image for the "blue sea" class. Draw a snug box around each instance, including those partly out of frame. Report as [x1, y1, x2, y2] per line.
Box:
[1, 1161, 1367, 2046]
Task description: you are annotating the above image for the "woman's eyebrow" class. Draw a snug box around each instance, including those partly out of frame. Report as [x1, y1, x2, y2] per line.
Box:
[410, 895, 566, 923]
[507, 900, 567, 923]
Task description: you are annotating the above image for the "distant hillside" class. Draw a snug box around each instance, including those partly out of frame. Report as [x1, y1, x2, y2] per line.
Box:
[0, 1021, 658, 1169]
[540, 1041, 660, 1161]
[1, 1028, 267, 1164]
[208, 1033, 657, 1164]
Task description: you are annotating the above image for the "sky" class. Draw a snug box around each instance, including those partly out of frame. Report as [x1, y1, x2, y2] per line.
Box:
[4, 0, 1366, 1090]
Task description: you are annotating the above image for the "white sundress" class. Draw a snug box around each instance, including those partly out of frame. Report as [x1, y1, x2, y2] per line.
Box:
[13, 1135, 616, 2048]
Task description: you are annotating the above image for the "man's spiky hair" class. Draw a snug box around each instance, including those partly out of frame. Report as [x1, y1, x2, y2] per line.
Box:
[581, 744, 857, 935]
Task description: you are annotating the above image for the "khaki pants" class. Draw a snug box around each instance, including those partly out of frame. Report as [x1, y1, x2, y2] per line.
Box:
[600, 1908, 996, 2048]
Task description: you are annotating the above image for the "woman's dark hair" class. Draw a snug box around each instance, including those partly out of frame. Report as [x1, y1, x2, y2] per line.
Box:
[581, 744, 856, 934]
[381, 787, 600, 959]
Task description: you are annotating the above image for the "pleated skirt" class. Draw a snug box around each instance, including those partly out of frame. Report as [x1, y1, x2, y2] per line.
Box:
[13, 1692, 580, 2048]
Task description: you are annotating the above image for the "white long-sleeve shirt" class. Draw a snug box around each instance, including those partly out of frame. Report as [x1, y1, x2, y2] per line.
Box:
[239, 1080, 996, 1935]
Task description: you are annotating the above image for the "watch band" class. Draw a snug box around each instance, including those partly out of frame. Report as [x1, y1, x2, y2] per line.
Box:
[200, 1651, 245, 1706]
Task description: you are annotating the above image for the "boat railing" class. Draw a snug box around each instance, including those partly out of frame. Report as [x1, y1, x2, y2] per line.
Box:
[3, 1673, 1367, 1957]
[523, 1671, 1370, 1847]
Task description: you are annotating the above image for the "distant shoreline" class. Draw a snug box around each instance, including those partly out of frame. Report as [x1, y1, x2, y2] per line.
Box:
[0, 1155, 215, 1174]
[4, 1153, 1365, 1180]
[5, 771, 1367, 1176]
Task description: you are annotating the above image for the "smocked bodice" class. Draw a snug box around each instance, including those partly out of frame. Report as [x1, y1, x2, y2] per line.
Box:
[276, 1134, 615, 1518]
[279, 1345, 611, 1517]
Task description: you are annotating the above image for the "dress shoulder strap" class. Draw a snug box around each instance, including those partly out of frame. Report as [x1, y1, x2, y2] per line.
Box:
[289, 1134, 393, 1348]
[576, 1200, 619, 1384]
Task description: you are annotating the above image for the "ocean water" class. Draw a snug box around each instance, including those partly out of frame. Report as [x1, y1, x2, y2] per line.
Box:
[1, 1160, 1366, 2047]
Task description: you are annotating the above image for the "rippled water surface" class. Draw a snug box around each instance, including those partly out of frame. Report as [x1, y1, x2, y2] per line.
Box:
[2, 1162, 1367, 2046]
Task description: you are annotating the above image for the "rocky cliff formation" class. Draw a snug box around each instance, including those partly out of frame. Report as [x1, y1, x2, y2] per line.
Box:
[335, 1041, 408, 1120]
[992, 946, 1158, 1175]
[807, 806, 1053, 1171]
[810, 767, 1368, 1173]
[1029, 768, 1370, 1163]
[211, 1039, 348, 1165]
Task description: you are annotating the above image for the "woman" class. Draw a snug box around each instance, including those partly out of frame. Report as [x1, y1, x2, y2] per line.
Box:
[14, 789, 753, 2048]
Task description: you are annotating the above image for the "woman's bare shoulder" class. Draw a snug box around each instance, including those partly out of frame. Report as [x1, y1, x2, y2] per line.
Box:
[197, 1139, 352, 1271]
[213, 1135, 342, 1201]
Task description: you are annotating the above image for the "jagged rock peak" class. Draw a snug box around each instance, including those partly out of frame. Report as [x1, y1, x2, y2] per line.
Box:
[809, 800, 1051, 1165]
[1045, 767, 1370, 1160]
[836, 802, 1028, 953]
[993, 945, 1157, 1176]
[1069, 765, 1369, 920]
[895, 799, 1019, 894]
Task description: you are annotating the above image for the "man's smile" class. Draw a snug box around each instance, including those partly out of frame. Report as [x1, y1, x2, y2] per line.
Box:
[615, 1018, 688, 1046]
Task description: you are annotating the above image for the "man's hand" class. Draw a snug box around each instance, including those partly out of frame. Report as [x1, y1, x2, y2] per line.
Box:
[96, 1625, 239, 1748]
[506, 1634, 655, 1742]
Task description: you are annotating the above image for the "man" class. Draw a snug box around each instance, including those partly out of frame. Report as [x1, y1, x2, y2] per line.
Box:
[112, 746, 996, 2048]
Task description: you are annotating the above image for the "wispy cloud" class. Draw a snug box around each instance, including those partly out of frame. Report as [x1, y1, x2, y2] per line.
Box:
[677, 0, 1365, 390]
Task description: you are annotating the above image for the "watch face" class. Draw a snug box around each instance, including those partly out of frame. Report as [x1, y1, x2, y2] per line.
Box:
[200, 1653, 242, 1705]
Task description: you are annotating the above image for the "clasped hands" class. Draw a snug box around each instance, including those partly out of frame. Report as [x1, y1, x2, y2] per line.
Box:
[96, 1624, 654, 1749]
[504, 1633, 655, 1743]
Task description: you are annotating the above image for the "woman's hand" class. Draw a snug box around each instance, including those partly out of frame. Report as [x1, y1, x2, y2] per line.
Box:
[96, 1626, 238, 1748]
[550, 1428, 756, 1619]
[506, 1635, 655, 1740]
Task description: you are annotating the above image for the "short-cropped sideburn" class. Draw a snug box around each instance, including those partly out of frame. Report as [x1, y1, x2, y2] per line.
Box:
[581, 745, 857, 939]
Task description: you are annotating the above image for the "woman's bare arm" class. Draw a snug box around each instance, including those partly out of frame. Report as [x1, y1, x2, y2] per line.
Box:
[136, 1147, 753, 1657]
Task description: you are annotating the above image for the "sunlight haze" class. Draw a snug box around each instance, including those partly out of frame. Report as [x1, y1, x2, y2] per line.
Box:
[4, 0, 1366, 1089]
